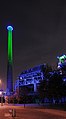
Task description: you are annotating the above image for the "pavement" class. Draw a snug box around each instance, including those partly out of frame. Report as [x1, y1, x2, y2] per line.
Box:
[0, 103, 66, 119]
[35, 108, 66, 118]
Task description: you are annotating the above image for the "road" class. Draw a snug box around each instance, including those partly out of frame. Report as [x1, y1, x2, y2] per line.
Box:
[0, 104, 65, 119]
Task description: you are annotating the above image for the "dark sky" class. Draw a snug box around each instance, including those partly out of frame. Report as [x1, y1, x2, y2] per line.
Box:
[0, 0, 66, 90]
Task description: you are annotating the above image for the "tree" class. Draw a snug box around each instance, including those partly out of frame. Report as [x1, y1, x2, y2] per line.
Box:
[38, 78, 48, 102]
[38, 70, 64, 103]
[48, 72, 63, 102]
[41, 64, 52, 79]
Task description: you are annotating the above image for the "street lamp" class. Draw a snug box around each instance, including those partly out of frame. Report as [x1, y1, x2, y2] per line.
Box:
[0, 80, 1, 83]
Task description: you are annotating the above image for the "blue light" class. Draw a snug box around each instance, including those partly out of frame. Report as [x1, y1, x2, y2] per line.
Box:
[7, 26, 13, 31]
[63, 78, 66, 82]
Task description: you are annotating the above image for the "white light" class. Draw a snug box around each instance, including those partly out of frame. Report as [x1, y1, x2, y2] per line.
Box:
[0, 91, 2, 95]
[63, 78, 66, 81]
[20, 77, 22, 80]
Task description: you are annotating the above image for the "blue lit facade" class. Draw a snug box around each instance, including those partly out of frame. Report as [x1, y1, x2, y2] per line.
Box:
[14, 64, 46, 95]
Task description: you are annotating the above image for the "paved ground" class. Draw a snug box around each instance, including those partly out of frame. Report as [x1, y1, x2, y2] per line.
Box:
[0, 104, 66, 119]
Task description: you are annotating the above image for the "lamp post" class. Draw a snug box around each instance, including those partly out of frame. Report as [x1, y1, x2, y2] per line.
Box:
[0, 79, 3, 106]
[0, 80, 2, 89]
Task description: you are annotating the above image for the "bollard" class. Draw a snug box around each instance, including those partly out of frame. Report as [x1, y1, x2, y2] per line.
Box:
[9, 109, 12, 114]
[1, 96, 3, 106]
[12, 109, 16, 117]
[1, 102, 3, 106]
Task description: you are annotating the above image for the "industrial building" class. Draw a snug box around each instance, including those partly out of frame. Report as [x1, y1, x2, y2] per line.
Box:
[14, 64, 46, 96]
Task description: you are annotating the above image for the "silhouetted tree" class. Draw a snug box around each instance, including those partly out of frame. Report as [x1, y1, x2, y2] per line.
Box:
[48, 72, 63, 102]
[38, 78, 48, 102]
[41, 64, 52, 79]
[38, 70, 65, 103]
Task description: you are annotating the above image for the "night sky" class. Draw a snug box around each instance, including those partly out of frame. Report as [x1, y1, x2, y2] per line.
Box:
[0, 0, 66, 90]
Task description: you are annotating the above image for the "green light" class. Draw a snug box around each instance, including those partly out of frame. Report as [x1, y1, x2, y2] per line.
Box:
[58, 55, 66, 63]
[7, 26, 13, 64]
